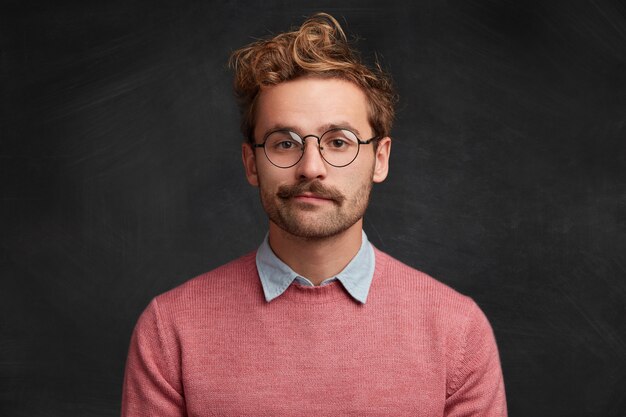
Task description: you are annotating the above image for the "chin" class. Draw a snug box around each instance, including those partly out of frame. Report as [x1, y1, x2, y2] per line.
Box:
[276, 214, 361, 240]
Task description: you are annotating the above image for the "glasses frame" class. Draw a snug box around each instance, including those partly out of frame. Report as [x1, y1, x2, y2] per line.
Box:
[252, 128, 379, 168]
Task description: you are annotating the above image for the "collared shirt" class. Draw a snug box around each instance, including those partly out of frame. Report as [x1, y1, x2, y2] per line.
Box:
[255, 230, 376, 304]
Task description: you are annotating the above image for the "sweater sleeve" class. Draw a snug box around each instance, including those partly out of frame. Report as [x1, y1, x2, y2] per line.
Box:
[121, 299, 186, 417]
[444, 301, 507, 417]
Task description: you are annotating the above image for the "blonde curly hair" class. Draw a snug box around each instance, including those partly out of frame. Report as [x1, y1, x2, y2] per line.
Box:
[229, 13, 397, 143]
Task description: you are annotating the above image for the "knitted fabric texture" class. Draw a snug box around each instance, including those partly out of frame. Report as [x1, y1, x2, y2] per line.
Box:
[122, 249, 507, 416]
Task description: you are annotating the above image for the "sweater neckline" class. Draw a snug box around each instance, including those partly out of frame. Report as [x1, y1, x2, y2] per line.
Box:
[265, 248, 390, 304]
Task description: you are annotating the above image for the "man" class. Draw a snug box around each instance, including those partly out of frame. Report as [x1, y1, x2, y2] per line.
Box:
[121, 13, 507, 416]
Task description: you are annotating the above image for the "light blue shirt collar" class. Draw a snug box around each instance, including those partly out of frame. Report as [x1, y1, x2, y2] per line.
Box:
[255, 230, 375, 304]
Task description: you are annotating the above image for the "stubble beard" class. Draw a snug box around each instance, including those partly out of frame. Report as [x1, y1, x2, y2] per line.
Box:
[259, 178, 373, 241]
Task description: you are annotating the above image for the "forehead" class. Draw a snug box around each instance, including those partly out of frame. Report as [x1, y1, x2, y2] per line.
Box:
[254, 77, 370, 137]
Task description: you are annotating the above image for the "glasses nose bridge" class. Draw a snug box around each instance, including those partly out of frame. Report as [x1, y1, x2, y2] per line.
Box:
[298, 134, 324, 161]
[300, 134, 322, 150]
[296, 133, 326, 169]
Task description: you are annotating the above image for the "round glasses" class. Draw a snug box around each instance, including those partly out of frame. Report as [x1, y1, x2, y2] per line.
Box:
[253, 128, 378, 168]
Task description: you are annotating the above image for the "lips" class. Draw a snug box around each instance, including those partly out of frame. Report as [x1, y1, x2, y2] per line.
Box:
[295, 192, 332, 201]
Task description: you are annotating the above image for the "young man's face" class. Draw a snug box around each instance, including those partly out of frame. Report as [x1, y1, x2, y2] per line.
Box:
[242, 77, 391, 240]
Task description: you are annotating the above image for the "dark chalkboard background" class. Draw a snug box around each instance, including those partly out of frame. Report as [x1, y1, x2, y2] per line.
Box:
[2, 1, 625, 416]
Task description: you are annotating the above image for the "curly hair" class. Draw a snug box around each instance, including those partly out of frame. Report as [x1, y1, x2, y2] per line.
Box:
[229, 13, 397, 143]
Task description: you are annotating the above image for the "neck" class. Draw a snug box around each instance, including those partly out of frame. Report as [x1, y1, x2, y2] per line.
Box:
[267, 220, 363, 286]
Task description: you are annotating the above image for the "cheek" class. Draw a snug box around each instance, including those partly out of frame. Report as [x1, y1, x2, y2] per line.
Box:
[344, 160, 375, 186]
[256, 165, 289, 190]
[334, 175, 367, 201]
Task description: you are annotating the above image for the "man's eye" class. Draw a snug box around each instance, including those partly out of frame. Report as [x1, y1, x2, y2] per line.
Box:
[329, 139, 346, 148]
[277, 140, 297, 149]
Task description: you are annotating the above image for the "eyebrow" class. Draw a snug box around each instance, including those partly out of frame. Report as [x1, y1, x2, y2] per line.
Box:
[261, 122, 363, 139]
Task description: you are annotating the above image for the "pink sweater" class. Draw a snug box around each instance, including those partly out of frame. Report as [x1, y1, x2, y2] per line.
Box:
[122, 249, 507, 416]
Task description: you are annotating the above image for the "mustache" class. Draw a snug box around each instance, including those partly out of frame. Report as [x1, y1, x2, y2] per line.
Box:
[276, 180, 345, 204]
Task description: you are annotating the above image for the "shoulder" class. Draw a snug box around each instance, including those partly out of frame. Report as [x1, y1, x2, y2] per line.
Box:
[373, 247, 477, 315]
[148, 251, 261, 318]
[372, 248, 500, 381]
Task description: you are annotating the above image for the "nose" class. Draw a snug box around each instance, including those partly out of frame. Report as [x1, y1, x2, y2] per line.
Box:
[295, 136, 327, 180]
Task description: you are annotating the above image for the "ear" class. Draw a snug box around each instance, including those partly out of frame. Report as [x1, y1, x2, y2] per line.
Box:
[242, 142, 259, 186]
[372, 137, 391, 183]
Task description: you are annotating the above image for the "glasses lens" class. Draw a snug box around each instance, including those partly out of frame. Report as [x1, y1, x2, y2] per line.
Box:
[264, 131, 303, 167]
[320, 129, 359, 167]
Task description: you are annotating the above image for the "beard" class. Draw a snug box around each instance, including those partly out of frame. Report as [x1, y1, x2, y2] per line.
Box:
[259, 177, 373, 240]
